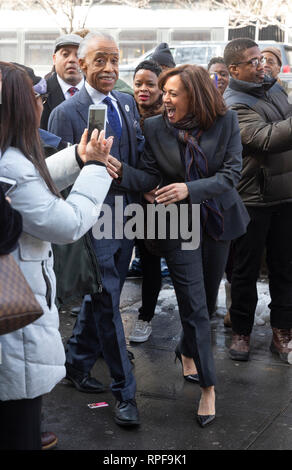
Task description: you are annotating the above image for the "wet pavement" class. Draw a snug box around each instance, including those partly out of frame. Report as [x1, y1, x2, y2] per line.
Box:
[42, 277, 292, 453]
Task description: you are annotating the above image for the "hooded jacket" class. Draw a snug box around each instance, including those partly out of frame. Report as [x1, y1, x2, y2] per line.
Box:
[224, 76, 292, 206]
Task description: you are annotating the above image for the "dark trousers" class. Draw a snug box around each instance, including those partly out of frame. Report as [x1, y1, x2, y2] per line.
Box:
[66, 236, 136, 402]
[137, 239, 162, 323]
[163, 235, 230, 388]
[0, 396, 42, 450]
[230, 204, 292, 335]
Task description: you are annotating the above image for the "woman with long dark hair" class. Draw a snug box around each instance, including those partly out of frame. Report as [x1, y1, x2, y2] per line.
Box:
[107, 64, 249, 427]
[0, 62, 112, 449]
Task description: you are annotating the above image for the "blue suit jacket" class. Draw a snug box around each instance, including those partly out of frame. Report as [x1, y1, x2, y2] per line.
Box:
[48, 85, 144, 205]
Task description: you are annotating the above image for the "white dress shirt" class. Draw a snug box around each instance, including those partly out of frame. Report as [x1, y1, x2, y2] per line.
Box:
[57, 75, 84, 100]
[84, 81, 122, 127]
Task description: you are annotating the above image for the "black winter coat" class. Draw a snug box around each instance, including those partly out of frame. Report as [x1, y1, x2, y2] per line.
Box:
[224, 76, 292, 206]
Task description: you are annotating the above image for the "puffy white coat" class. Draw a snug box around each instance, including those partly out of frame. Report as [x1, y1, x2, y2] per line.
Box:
[0, 146, 111, 400]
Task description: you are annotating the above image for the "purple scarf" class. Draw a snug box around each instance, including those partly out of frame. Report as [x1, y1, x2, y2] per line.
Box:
[165, 114, 224, 240]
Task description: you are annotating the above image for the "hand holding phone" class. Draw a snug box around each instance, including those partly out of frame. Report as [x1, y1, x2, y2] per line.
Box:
[87, 104, 107, 140]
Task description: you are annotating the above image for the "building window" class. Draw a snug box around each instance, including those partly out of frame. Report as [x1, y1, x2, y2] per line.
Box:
[171, 30, 211, 42]
[118, 29, 157, 63]
[0, 44, 18, 62]
[25, 43, 54, 66]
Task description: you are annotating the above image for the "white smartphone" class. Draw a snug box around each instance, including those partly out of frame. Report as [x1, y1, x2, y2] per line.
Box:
[0, 176, 17, 196]
[87, 104, 107, 140]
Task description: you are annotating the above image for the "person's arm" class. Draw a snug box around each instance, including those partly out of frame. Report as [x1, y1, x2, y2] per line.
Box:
[45, 129, 111, 192]
[1, 131, 112, 245]
[0, 186, 22, 254]
[182, 111, 242, 204]
[107, 134, 162, 193]
[233, 104, 292, 154]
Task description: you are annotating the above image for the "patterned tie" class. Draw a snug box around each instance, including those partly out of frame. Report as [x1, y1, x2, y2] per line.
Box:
[68, 86, 79, 97]
[103, 96, 122, 139]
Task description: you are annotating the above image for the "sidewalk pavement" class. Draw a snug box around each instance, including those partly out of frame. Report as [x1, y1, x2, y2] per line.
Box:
[42, 278, 292, 452]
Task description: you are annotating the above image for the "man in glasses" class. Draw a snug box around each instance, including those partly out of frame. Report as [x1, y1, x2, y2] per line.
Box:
[261, 46, 282, 80]
[223, 38, 292, 365]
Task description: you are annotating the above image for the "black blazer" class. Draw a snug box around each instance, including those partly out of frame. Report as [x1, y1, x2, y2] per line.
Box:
[121, 111, 250, 241]
[40, 73, 65, 130]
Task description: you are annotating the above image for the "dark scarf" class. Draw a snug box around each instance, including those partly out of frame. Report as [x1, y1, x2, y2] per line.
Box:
[165, 113, 224, 240]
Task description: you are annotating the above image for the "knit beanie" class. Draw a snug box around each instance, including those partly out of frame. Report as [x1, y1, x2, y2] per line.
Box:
[150, 43, 176, 68]
[261, 47, 282, 67]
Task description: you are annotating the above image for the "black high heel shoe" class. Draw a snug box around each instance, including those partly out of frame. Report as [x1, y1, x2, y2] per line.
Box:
[174, 346, 199, 384]
[196, 414, 216, 428]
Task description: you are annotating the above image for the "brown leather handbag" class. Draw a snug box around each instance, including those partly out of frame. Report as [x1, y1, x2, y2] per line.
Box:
[0, 254, 43, 335]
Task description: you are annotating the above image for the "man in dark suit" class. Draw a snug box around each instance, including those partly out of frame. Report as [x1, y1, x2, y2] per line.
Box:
[40, 33, 84, 130]
[48, 31, 144, 427]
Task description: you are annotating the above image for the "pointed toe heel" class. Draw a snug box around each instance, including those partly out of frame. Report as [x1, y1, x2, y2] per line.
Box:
[174, 346, 199, 384]
[184, 373, 200, 384]
[196, 414, 216, 428]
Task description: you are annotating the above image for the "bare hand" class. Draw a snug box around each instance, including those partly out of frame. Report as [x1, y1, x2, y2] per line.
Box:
[143, 187, 158, 203]
[77, 129, 113, 164]
[106, 155, 122, 179]
[155, 183, 189, 206]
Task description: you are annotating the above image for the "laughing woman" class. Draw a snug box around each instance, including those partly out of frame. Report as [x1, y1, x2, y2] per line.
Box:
[107, 64, 249, 427]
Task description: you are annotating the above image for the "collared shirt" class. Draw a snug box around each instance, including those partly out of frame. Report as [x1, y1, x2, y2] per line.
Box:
[57, 75, 84, 100]
[84, 81, 122, 127]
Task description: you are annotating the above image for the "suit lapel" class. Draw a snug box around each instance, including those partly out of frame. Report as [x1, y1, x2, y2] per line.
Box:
[199, 118, 223, 162]
[156, 119, 185, 179]
[75, 86, 94, 125]
[47, 74, 65, 110]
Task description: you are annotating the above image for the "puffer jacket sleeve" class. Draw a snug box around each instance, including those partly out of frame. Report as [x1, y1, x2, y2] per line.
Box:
[0, 148, 112, 245]
[232, 104, 292, 154]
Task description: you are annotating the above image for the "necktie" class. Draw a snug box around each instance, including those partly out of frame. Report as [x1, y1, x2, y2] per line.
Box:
[103, 96, 122, 139]
[68, 86, 79, 97]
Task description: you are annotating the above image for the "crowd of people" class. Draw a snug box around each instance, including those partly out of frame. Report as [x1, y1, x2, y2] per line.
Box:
[0, 29, 292, 450]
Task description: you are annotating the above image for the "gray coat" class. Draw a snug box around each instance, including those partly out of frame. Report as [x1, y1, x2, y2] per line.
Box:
[0, 146, 111, 400]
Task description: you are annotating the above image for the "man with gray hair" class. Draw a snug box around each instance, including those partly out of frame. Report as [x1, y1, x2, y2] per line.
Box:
[48, 31, 144, 427]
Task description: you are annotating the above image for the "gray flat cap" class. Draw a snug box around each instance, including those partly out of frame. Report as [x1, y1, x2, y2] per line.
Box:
[54, 34, 82, 53]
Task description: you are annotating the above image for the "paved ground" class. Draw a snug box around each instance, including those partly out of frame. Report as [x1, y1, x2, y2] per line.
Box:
[42, 277, 292, 454]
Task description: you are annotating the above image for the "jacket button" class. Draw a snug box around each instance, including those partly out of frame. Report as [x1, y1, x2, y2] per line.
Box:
[48, 250, 52, 257]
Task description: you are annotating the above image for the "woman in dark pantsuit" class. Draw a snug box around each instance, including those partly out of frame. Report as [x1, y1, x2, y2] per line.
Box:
[107, 65, 249, 427]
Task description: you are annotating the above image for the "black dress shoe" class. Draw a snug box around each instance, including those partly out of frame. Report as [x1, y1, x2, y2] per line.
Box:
[70, 306, 80, 316]
[174, 346, 200, 384]
[196, 414, 216, 428]
[114, 399, 140, 427]
[65, 362, 106, 393]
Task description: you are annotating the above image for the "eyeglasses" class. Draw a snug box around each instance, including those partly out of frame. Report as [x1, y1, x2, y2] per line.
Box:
[233, 57, 266, 68]
[264, 58, 278, 66]
[34, 92, 49, 105]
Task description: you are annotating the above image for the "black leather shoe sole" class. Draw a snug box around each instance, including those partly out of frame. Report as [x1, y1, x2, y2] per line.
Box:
[114, 415, 140, 427]
[66, 375, 106, 393]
